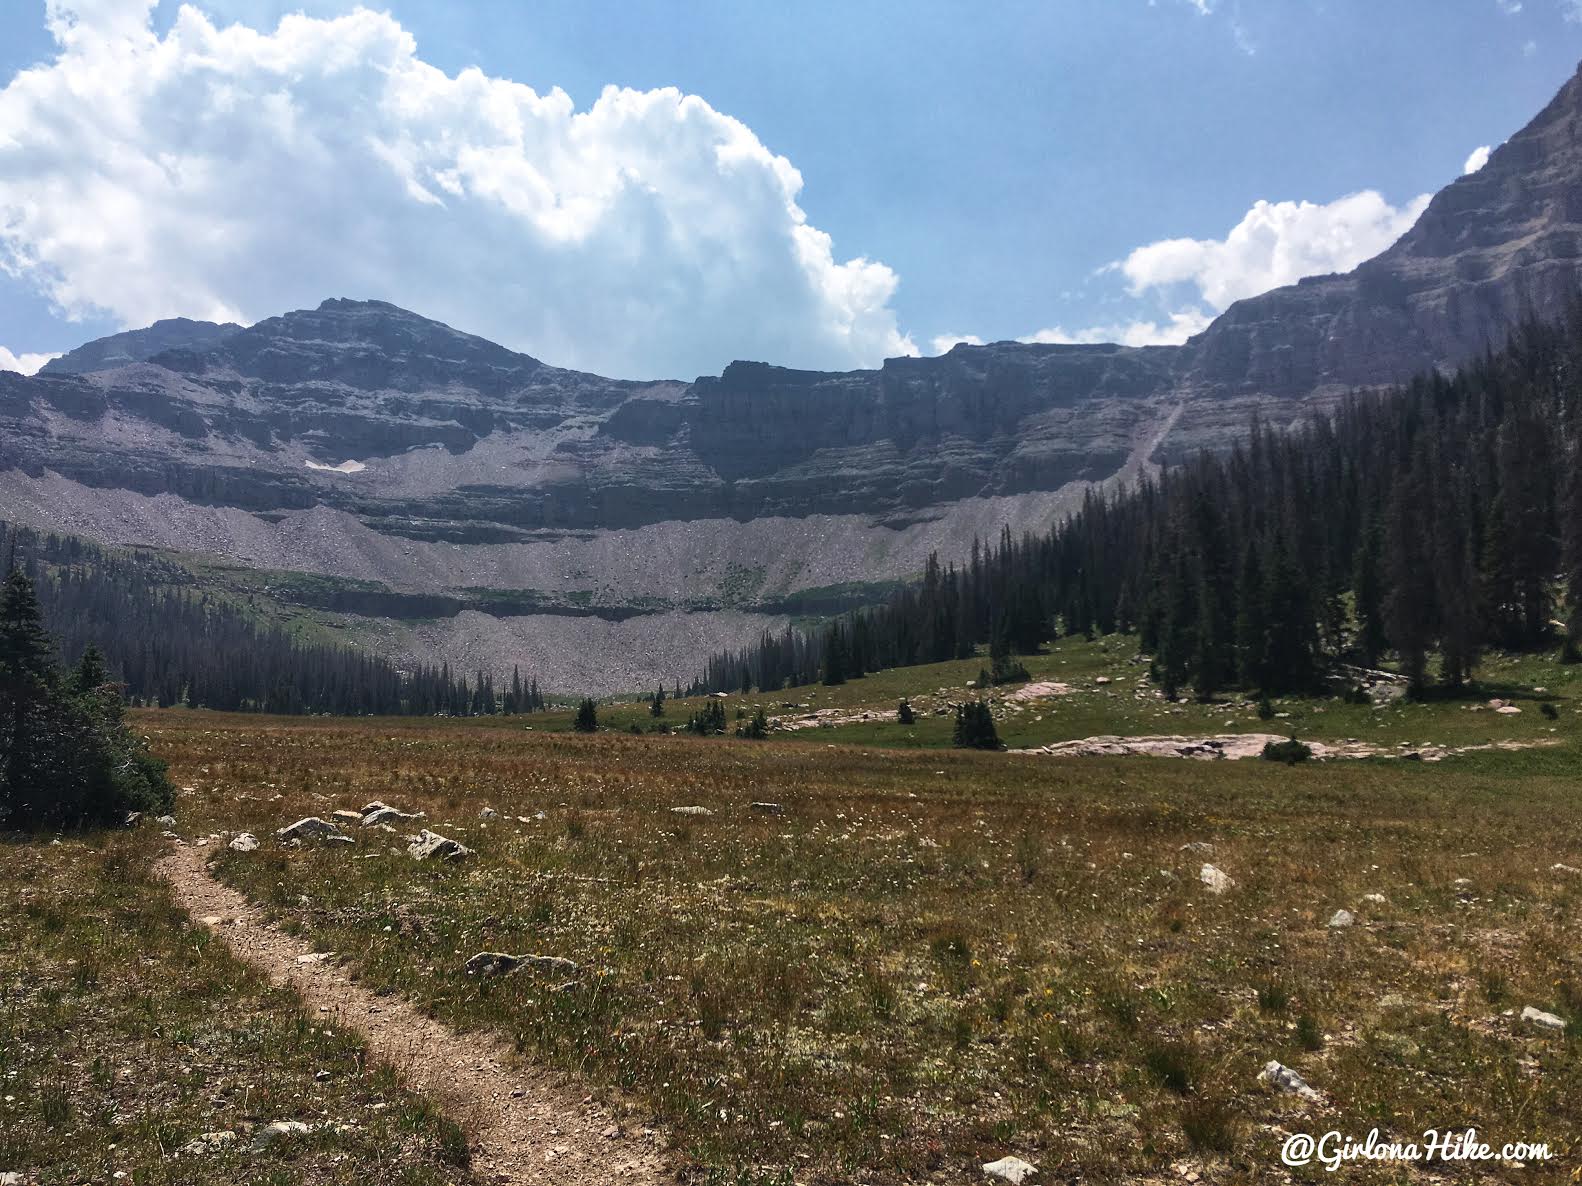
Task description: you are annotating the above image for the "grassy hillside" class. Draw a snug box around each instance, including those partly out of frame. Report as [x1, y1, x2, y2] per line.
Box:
[539, 635, 1578, 757]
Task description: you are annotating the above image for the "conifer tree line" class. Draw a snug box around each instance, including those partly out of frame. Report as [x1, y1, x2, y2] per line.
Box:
[0, 524, 548, 716]
[0, 566, 175, 829]
[697, 308, 1582, 699]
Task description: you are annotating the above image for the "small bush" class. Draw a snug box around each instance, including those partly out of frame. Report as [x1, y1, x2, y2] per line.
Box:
[1343, 684, 1371, 705]
[1261, 737, 1312, 765]
[1255, 980, 1290, 1013]
[1179, 1094, 1241, 1153]
[1143, 1040, 1200, 1095]
[897, 698, 915, 725]
[685, 700, 728, 735]
[978, 655, 1031, 687]
[1541, 702, 1559, 720]
[735, 708, 769, 739]
[1295, 1013, 1324, 1051]
[1256, 694, 1275, 720]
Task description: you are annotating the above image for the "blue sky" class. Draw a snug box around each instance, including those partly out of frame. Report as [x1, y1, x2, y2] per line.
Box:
[0, 0, 1578, 378]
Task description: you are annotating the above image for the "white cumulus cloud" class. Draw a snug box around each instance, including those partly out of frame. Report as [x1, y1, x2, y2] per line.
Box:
[1118, 189, 1431, 313]
[1020, 308, 1214, 348]
[1464, 145, 1492, 174]
[0, 1, 914, 379]
[929, 333, 984, 355]
[0, 347, 60, 374]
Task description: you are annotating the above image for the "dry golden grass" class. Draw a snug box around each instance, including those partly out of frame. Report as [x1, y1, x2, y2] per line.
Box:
[133, 709, 1582, 1185]
[0, 829, 476, 1184]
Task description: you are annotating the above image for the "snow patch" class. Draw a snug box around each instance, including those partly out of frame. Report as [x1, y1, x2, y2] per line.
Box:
[304, 459, 367, 474]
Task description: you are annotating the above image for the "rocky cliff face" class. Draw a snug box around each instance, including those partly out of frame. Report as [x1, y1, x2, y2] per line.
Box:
[5, 65, 1582, 691]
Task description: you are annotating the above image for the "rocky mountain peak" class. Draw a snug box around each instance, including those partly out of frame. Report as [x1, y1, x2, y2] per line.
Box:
[40, 316, 243, 375]
[176, 298, 551, 393]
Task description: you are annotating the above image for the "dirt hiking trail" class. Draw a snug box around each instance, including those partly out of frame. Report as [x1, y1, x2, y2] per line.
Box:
[156, 842, 671, 1186]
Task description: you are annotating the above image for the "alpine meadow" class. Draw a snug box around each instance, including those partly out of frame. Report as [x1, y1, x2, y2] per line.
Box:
[4, 4, 1582, 1185]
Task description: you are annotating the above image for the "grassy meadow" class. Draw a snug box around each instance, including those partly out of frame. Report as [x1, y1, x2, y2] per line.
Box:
[0, 829, 477, 1185]
[130, 676, 1582, 1184]
[5, 638, 1581, 1184]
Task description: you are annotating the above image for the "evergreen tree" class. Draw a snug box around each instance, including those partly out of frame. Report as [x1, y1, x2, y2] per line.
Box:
[821, 622, 848, 686]
[573, 698, 599, 733]
[1562, 440, 1582, 661]
[1385, 470, 1436, 695]
[953, 701, 1001, 750]
[1352, 515, 1387, 668]
[72, 644, 109, 695]
[0, 569, 173, 829]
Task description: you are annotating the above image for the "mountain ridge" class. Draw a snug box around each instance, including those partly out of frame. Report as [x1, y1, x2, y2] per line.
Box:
[5, 62, 1582, 691]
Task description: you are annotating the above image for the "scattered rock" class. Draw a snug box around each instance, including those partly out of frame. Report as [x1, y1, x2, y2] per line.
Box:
[749, 801, 785, 814]
[465, 952, 521, 978]
[1496, 705, 1523, 715]
[155, 814, 176, 827]
[1520, 1006, 1566, 1033]
[982, 1155, 1039, 1183]
[522, 955, 580, 976]
[253, 1120, 315, 1148]
[275, 817, 350, 843]
[363, 806, 425, 827]
[1179, 841, 1216, 855]
[1328, 909, 1355, 928]
[178, 1131, 239, 1156]
[123, 811, 142, 828]
[670, 805, 713, 817]
[479, 807, 498, 820]
[407, 829, 473, 862]
[1361, 892, 1387, 904]
[1199, 864, 1234, 894]
[1552, 863, 1580, 875]
[330, 810, 364, 826]
[227, 832, 260, 853]
[1258, 1060, 1321, 1102]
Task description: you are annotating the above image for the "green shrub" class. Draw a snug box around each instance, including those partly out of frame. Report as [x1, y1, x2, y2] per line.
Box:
[685, 700, 728, 735]
[1261, 737, 1312, 765]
